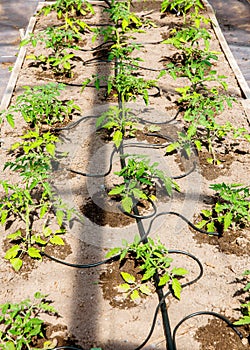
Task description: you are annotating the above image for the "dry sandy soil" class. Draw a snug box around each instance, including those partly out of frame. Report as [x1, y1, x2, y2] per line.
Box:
[0, 1, 249, 349]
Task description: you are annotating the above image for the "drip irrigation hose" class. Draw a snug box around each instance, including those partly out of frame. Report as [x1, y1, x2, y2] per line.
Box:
[50, 347, 83, 350]
[168, 250, 203, 287]
[135, 249, 204, 350]
[41, 250, 119, 268]
[99, 0, 111, 8]
[53, 115, 98, 132]
[139, 211, 220, 243]
[138, 108, 181, 125]
[78, 40, 113, 52]
[145, 132, 174, 142]
[172, 311, 244, 348]
[67, 147, 116, 177]
[123, 140, 169, 149]
[119, 197, 157, 220]
[171, 161, 196, 179]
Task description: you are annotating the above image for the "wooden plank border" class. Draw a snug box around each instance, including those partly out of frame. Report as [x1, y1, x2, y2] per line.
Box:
[0, 2, 45, 111]
[203, 0, 250, 100]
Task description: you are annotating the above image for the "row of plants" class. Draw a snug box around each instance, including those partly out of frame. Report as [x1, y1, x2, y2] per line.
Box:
[0, 83, 83, 271]
[0, 0, 249, 348]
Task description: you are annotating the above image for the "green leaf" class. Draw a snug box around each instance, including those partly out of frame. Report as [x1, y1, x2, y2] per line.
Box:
[46, 143, 55, 156]
[132, 188, 147, 200]
[120, 272, 135, 284]
[0, 209, 8, 224]
[118, 283, 130, 292]
[6, 114, 15, 128]
[43, 226, 52, 237]
[207, 221, 215, 232]
[50, 235, 65, 245]
[108, 185, 124, 195]
[166, 142, 178, 153]
[196, 220, 208, 229]
[39, 204, 49, 219]
[142, 267, 155, 281]
[194, 140, 202, 151]
[171, 267, 188, 276]
[139, 284, 151, 295]
[206, 157, 214, 164]
[172, 278, 182, 299]
[121, 196, 133, 213]
[4, 341, 15, 350]
[120, 248, 128, 261]
[122, 18, 129, 31]
[34, 236, 47, 245]
[201, 209, 212, 218]
[163, 177, 173, 196]
[159, 273, 170, 286]
[56, 210, 64, 226]
[130, 290, 140, 300]
[28, 247, 42, 259]
[105, 247, 121, 258]
[223, 211, 232, 231]
[4, 245, 20, 260]
[233, 316, 250, 325]
[243, 282, 250, 291]
[10, 258, 23, 271]
[113, 130, 123, 148]
[7, 230, 22, 240]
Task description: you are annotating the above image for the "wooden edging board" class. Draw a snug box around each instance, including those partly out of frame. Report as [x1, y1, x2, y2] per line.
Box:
[1, 0, 249, 113]
[0, 2, 45, 111]
[203, 0, 250, 101]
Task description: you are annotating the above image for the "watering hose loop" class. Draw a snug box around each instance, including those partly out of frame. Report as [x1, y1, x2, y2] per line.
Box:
[138, 108, 181, 125]
[51, 347, 83, 350]
[142, 211, 220, 241]
[41, 250, 119, 268]
[172, 311, 244, 348]
[118, 197, 157, 219]
[66, 147, 116, 177]
[53, 115, 99, 132]
[171, 161, 196, 179]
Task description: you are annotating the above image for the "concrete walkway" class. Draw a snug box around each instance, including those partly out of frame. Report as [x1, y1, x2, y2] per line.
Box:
[0, 0, 41, 103]
[0, 0, 249, 105]
[209, 0, 250, 87]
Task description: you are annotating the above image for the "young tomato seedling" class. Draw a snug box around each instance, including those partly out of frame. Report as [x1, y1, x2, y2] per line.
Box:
[196, 182, 250, 233]
[108, 155, 179, 213]
[106, 236, 188, 299]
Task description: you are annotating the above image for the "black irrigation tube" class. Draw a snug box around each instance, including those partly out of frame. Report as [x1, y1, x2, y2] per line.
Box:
[172, 311, 243, 346]
[119, 197, 157, 220]
[66, 137, 196, 180]
[138, 108, 181, 125]
[53, 115, 98, 132]
[50, 347, 83, 350]
[67, 147, 116, 177]
[41, 250, 119, 268]
[78, 39, 163, 54]
[143, 211, 220, 240]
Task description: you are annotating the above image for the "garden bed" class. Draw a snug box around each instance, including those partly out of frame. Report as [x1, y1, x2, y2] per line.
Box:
[0, 1, 249, 349]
